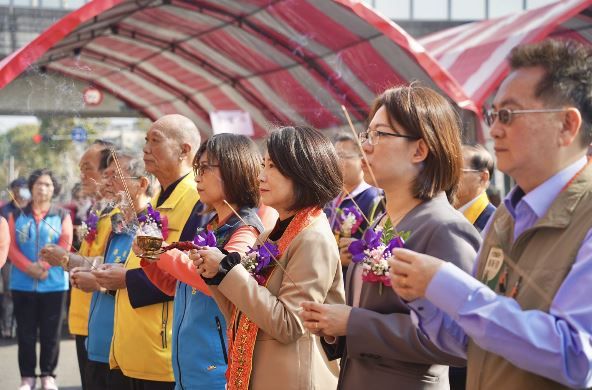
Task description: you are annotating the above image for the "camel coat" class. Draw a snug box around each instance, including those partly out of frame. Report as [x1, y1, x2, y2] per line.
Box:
[210, 213, 345, 390]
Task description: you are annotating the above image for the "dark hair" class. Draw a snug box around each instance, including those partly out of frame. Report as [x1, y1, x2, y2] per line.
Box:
[10, 177, 27, 190]
[99, 148, 115, 172]
[106, 150, 156, 197]
[92, 139, 116, 148]
[195, 133, 261, 208]
[463, 144, 494, 178]
[267, 126, 343, 210]
[369, 85, 462, 202]
[28, 169, 61, 197]
[509, 39, 592, 147]
[71, 183, 82, 197]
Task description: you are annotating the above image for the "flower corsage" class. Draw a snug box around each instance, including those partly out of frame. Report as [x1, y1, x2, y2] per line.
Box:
[137, 203, 169, 240]
[334, 206, 364, 238]
[241, 242, 280, 285]
[348, 219, 410, 294]
[81, 212, 99, 244]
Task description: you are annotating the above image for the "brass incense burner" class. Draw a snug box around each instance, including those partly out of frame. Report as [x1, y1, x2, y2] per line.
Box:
[136, 235, 164, 260]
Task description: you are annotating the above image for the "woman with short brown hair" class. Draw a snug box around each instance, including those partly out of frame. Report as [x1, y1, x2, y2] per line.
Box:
[193, 126, 346, 390]
[301, 85, 481, 389]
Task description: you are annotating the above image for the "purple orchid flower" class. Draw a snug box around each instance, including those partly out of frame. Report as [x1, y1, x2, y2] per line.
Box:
[251, 242, 279, 274]
[384, 236, 405, 256]
[335, 206, 363, 234]
[193, 230, 217, 247]
[348, 240, 367, 263]
[85, 212, 99, 229]
[348, 228, 384, 263]
[139, 204, 160, 224]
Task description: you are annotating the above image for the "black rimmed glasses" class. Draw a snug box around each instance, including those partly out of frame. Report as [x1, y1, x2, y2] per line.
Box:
[193, 163, 220, 176]
[484, 108, 567, 126]
[358, 129, 420, 145]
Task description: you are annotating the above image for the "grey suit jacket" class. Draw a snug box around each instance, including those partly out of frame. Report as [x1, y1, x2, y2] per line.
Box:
[323, 193, 482, 390]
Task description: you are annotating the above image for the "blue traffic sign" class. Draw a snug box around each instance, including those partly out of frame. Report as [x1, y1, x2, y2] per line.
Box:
[71, 126, 88, 142]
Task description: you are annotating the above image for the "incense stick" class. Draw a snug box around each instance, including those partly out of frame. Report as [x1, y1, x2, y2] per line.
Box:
[340, 187, 372, 227]
[108, 148, 141, 229]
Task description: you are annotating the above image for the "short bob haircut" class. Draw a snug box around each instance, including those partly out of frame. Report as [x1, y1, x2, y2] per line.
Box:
[267, 126, 343, 210]
[194, 133, 261, 208]
[369, 85, 462, 202]
[28, 168, 61, 198]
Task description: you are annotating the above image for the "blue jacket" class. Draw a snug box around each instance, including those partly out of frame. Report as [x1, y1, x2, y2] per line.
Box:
[11, 205, 69, 292]
[86, 230, 134, 363]
[172, 207, 263, 390]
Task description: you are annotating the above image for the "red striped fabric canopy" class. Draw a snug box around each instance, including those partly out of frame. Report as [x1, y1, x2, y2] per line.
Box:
[420, 0, 592, 112]
[0, 0, 475, 138]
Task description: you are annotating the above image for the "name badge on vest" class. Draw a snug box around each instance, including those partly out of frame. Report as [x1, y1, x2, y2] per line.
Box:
[482, 247, 504, 288]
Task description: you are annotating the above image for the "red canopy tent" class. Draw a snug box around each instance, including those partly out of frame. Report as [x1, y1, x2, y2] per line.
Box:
[420, 0, 592, 113]
[0, 0, 475, 138]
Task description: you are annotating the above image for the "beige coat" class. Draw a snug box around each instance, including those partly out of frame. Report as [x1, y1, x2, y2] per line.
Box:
[210, 213, 345, 390]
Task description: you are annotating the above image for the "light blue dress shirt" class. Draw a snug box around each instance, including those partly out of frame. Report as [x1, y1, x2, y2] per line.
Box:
[409, 156, 592, 388]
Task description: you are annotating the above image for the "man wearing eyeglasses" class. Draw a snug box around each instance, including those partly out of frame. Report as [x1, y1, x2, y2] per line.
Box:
[95, 115, 206, 390]
[388, 39, 592, 389]
[455, 145, 496, 233]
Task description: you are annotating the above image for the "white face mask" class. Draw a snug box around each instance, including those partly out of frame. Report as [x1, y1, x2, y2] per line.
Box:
[18, 188, 31, 201]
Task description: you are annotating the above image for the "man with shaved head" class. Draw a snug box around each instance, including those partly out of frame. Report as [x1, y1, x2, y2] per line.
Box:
[94, 114, 207, 390]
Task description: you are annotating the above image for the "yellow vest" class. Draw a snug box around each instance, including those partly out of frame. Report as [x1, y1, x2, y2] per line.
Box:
[68, 208, 117, 335]
[462, 192, 490, 226]
[110, 174, 199, 382]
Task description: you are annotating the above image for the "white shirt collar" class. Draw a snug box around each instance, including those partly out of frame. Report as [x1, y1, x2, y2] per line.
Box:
[458, 192, 485, 213]
[347, 180, 372, 199]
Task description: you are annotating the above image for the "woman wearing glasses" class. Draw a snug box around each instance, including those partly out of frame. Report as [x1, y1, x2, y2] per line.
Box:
[300, 85, 482, 389]
[192, 126, 345, 390]
[138, 133, 265, 390]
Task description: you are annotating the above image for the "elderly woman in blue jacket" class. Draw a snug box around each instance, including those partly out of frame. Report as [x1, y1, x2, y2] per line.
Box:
[8, 169, 73, 390]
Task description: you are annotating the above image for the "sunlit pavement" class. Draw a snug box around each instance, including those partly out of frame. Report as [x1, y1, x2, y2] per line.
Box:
[0, 333, 81, 390]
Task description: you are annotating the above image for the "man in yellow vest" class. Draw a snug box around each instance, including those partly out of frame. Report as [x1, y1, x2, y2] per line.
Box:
[40, 140, 116, 390]
[93, 114, 206, 390]
[455, 144, 496, 233]
[389, 39, 592, 389]
[450, 145, 496, 390]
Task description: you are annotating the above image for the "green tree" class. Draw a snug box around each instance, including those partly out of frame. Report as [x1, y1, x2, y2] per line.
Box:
[0, 117, 112, 202]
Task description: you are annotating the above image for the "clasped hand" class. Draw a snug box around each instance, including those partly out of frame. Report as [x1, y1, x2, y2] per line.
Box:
[299, 302, 352, 339]
[70, 267, 100, 292]
[388, 248, 444, 301]
[91, 263, 127, 290]
[38, 244, 67, 267]
[188, 248, 225, 278]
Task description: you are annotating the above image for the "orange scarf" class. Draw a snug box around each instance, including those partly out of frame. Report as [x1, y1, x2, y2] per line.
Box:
[226, 207, 321, 390]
